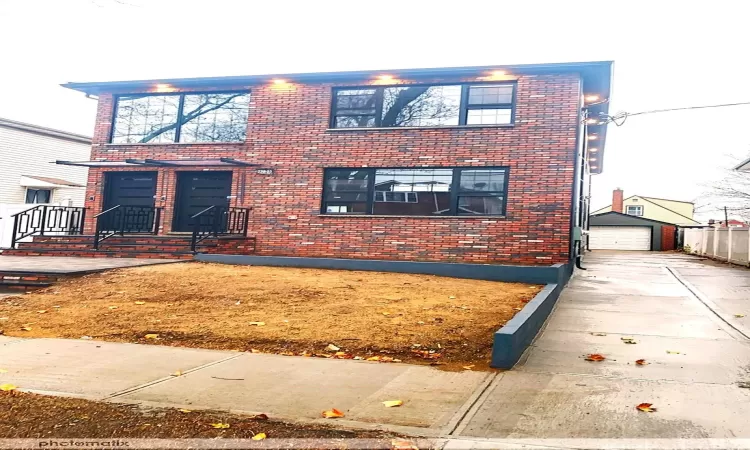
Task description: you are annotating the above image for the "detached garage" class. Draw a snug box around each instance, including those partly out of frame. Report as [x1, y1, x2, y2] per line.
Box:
[588, 212, 677, 251]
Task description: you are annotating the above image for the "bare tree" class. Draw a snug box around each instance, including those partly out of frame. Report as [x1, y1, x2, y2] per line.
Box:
[699, 164, 750, 222]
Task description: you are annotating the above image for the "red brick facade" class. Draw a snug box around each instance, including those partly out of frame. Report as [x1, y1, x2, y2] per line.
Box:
[82, 72, 582, 265]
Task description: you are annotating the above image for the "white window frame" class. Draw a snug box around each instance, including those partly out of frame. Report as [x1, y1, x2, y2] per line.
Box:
[374, 191, 418, 203]
[626, 205, 643, 216]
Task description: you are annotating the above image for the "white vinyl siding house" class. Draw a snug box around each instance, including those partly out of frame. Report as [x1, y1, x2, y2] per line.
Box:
[0, 118, 90, 205]
[0, 118, 91, 248]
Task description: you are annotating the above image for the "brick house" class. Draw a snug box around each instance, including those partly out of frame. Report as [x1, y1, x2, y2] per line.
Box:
[6, 61, 612, 266]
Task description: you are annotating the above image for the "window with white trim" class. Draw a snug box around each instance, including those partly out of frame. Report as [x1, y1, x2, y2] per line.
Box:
[626, 205, 643, 216]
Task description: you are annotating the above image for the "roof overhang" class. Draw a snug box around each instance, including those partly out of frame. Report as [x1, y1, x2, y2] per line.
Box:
[55, 158, 258, 168]
[20, 175, 85, 188]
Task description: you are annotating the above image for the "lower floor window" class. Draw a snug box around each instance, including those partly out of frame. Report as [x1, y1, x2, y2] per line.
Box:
[25, 188, 52, 204]
[322, 167, 508, 216]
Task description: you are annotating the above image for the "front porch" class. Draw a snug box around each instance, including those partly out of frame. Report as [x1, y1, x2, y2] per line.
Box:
[2, 202, 256, 260]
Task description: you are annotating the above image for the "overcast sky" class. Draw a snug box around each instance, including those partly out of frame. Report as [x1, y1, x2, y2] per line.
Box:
[1, 0, 747, 218]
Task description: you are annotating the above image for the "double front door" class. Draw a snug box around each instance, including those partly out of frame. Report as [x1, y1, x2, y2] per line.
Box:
[101, 171, 233, 233]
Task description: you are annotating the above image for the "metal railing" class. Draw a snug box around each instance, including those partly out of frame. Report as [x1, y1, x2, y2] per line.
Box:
[10, 205, 86, 249]
[93, 205, 162, 249]
[190, 206, 250, 252]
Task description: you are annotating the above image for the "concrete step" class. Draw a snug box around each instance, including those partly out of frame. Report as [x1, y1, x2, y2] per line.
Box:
[3, 248, 194, 260]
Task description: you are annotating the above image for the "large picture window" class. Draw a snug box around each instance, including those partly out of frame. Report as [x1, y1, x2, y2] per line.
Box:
[111, 91, 250, 144]
[322, 167, 508, 216]
[331, 83, 515, 129]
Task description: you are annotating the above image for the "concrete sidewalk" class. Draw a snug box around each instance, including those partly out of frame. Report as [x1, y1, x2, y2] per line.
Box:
[0, 335, 490, 436]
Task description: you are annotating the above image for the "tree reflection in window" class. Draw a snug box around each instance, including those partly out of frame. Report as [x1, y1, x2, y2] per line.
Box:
[112, 92, 250, 144]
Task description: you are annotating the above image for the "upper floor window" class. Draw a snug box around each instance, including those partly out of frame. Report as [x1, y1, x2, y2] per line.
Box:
[330, 83, 515, 129]
[111, 91, 251, 144]
[322, 167, 508, 216]
[626, 205, 643, 216]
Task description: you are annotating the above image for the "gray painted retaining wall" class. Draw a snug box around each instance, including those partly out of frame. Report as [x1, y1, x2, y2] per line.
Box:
[196, 254, 569, 285]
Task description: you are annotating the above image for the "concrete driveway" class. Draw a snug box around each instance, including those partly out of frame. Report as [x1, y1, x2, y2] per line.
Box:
[457, 251, 750, 439]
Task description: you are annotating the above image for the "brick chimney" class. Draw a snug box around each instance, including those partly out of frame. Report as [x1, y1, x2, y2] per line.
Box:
[612, 188, 624, 213]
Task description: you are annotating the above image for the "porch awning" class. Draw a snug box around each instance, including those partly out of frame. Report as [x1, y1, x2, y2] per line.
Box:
[20, 175, 85, 188]
[55, 158, 258, 168]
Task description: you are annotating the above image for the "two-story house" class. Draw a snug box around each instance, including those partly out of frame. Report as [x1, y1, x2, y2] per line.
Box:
[589, 188, 700, 251]
[4, 61, 613, 270]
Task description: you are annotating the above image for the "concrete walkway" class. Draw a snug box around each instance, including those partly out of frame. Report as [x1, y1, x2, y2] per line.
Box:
[457, 252, 750, 439]
[1, 251, 749, 442]
[0, 255, 182, 273]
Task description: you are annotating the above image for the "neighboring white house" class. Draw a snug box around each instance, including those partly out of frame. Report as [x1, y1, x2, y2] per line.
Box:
[0, 117, 91, 247]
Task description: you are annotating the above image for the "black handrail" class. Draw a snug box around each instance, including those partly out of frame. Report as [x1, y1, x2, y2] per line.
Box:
[190, 206, 251, 252]
[9, 205, 86, 249]
[93, 205, 162, 249]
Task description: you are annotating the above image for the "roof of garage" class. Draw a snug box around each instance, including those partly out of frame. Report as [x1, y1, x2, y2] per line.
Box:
[590, 211, 677, 226]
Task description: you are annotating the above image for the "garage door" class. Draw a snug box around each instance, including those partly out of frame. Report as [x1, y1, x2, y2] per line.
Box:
[589, 226, 651, 250]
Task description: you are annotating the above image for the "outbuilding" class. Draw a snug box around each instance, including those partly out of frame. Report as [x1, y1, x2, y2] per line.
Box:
[588, 212, 677, 251]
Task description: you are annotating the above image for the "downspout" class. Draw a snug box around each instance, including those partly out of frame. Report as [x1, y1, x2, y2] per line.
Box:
[570, 78, 586, 270]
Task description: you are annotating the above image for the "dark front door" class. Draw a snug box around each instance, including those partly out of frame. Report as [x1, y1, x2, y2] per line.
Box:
[173, 171, 232, 232]
[102, 172, 158, 232]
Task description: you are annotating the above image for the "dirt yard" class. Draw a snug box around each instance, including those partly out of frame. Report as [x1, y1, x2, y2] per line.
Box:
[0, 262, 541, 368]
[0, 391, 399, 443]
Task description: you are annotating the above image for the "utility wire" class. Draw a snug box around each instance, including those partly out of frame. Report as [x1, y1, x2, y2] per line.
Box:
[590, 101, 750, 127]
[626, 101, 750, 117]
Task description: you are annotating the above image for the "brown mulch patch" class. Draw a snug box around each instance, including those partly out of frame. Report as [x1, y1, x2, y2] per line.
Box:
[0, 262, 541, 369]
[0, 391, 398, 443]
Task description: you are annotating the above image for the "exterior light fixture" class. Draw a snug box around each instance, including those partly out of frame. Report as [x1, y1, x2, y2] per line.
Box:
[152, 83, 177, 93]
[492, 70, 506, 76]
[586, 118, 599, 125]
[584, 94, 600, 102]
[590, 165, 599, 170]
[589, 147, 599, 152]
[378, 75, 395, 82]
[272, 79, 287, 85]
[587, 134, 598, 140]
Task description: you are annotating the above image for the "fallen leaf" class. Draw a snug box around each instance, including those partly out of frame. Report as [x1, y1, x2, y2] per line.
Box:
[171, 370, 183, 377]
[462, 365, 475, 370]
[252, 433, 266, 440]
[366, 356, 381, 361]
[621, 337, 634, 341]
[326, 344, 340, 352]
[590, 332, 607, 336]
[621, 338, 637, 345]
[80, 336, 93, 340]
[449, 296, 456, 299]
[20, 326, 32, 332]
[0, 384, 17, 391]
[391, 439, 419, 450]
[382, 400, 403, 408]
[417, 321, 425, 325]
[134, 301, 146, 305]
[144, 334, 158, 339]
[211, 423, 230, 429]
[250, 349, 261, 353]
[513, 307, 522, 311]
[248, 321, 265, 326]
[37, 310, 47, 314]
[108, 306, 118, 310]
[235, 300, 241, 306]
[636, 403, 657, 412]
[0, 318, 8, 321]
[635, 359, 648, 366]
[735, 314, 745, 318]
[249, 413, 269, 421]
[381, 312, 391, 316]
[666, 350, 680, 354]
[178, 409, 192, 413]
[584, 353, 606, 361]
[321, 408, 345, 418]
